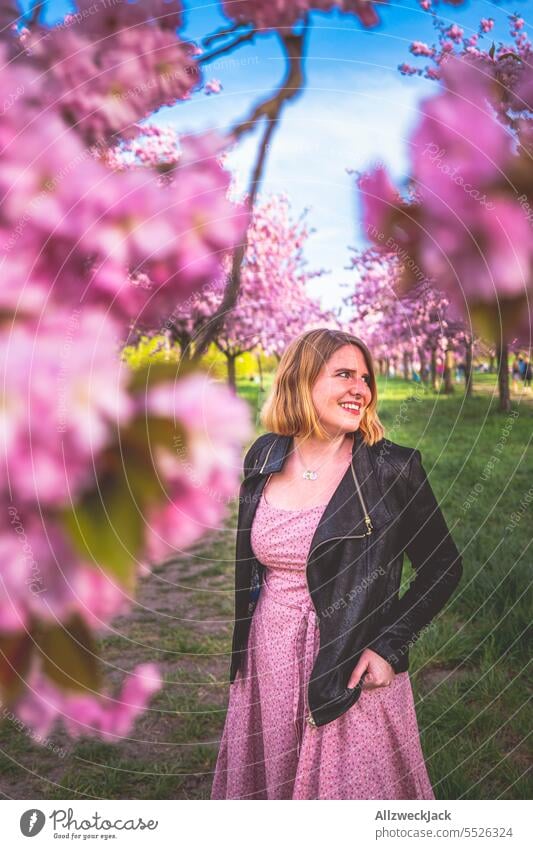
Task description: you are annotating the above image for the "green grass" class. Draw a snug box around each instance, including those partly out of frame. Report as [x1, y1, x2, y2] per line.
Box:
[0, 372, 531, 799]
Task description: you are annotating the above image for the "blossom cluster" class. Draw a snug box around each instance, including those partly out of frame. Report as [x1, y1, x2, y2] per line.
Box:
[359, 54, 532, 344]
[0, 1, 251, 741]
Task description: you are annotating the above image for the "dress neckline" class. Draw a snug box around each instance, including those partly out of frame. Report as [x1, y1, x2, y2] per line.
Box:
[261, 489, 329, 512]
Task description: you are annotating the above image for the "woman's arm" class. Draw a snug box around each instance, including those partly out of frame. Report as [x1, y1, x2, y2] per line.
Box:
[367, 449, 463, 673]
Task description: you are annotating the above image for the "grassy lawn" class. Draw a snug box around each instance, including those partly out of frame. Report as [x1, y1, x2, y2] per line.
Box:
[1, 373, 531, 799]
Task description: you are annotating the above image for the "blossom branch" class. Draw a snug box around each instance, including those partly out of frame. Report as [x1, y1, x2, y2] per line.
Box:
[191, 27, 308, 361]
[198, 28, 258, 64]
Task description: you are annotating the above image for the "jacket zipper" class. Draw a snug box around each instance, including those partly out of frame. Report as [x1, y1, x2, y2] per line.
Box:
[305, 458, 373, 727]
[350, 461, 374, 536]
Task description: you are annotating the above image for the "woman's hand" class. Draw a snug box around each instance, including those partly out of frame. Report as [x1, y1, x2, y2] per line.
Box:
[347, 648, 395, 690]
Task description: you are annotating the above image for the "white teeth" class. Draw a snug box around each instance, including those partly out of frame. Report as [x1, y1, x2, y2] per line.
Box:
[340, 402, 361, 411]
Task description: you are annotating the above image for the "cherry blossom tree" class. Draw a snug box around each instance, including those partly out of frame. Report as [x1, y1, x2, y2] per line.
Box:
[358, 36, 532, 410]
[344, 248, 469, 393]
[148, 196, 336, 386]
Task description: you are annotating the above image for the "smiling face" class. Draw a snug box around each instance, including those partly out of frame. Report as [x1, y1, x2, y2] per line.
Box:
[310, 344, 373, 438]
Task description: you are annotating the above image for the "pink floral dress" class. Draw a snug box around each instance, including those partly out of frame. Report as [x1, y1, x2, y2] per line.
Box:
[211, 484, 436, 800]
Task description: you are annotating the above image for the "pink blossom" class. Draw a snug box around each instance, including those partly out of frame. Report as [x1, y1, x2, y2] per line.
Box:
[398, 63, 420, 76]
[88, 131, 249, 319]
[480, 18, 494, 33]
[413, 58, 514, 195]
[446, 24, 464, 43]
[67, 0, 184, 37]
[222, 0, 383, 30]
[417, 198, 531, 312]
[358, 165, 408, 243]
[16, 663, 162, 742]
[410, 41, 434, 58]
[141, 373, 252, 561]
[361, 55, 532, 341]
[22, 20, 199, 146]
[0, 514, 128, 634]
[0, 309, 133, 507]
[204, 78, 223, 95]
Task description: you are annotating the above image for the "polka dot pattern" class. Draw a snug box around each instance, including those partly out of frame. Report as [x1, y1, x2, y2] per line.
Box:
[211, 489, 436, 800]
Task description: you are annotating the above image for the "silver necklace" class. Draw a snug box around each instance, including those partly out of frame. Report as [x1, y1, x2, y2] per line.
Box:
[294, 438, 348, 481]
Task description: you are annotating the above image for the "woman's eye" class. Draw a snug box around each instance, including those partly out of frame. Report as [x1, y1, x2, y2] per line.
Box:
[338, 371, 370, 386]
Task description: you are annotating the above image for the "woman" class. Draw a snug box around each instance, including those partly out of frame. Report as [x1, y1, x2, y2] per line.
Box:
[211, 328, 463, 800]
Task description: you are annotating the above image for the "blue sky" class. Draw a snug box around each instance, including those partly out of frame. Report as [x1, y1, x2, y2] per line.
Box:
[20, 0, 532, 310]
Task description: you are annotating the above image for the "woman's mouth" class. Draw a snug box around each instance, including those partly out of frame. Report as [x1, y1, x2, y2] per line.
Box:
[339, 401, 362, 416]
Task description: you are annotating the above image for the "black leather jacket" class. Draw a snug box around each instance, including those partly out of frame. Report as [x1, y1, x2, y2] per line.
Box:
[229, 429, 463, 728]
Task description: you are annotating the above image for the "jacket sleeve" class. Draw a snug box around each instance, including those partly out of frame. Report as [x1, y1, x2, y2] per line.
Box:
[367, 449, 463, 673]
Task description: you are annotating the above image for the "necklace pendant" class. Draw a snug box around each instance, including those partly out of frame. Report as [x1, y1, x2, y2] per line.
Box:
[303, 470, 318, 481]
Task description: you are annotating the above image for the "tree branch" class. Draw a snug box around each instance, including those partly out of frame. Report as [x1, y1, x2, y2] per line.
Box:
[28, 0, 45, 26]
[198, 29, 258, 65]
[203, 21, 246, 47]
[231, 30, 306, 140]
[191, 27, 308, 362]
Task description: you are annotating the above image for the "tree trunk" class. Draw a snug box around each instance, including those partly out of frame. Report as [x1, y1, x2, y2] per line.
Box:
[226, 354, 237, 390]
[496, 342, 511, 412]
[443, 348, 455, 394]
[256, 351, 264, 391]
[418, 346, 428, 384]
[430, 347, 438, 391]
[464, 338, 473, 397]
[402, 351, 409, 381]
[489, 354, 495, 374]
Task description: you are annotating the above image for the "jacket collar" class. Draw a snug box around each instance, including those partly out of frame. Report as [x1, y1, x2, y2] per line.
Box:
[248, 430, 393, 554]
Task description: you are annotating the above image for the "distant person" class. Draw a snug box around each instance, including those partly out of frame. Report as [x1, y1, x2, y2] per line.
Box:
[511, 356, 521, 393]
[524, 357, 532, 392]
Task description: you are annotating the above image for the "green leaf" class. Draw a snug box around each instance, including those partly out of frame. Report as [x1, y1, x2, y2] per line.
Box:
[0, 632, 33, 703]
[37, 614, 102, 694]
[61, 473, 143, 585]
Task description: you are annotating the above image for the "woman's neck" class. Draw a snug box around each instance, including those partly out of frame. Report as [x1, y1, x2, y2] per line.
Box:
[293, 431, 353, 465]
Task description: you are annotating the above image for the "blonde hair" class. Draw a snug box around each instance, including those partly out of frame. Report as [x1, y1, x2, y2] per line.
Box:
[260, 328, 385, 445]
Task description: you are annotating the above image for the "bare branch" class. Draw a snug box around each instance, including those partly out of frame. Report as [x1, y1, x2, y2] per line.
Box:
[28, 0, 45, 26]
[231, 30, 306, 140]
[191, 27, 308, 362]
[198, 29, 258, 64]
[203, 21, 246, 47]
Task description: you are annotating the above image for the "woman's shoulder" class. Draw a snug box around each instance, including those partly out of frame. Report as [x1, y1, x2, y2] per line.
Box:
[369, 437, 420, 479]
[242, 431, 278, 473]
